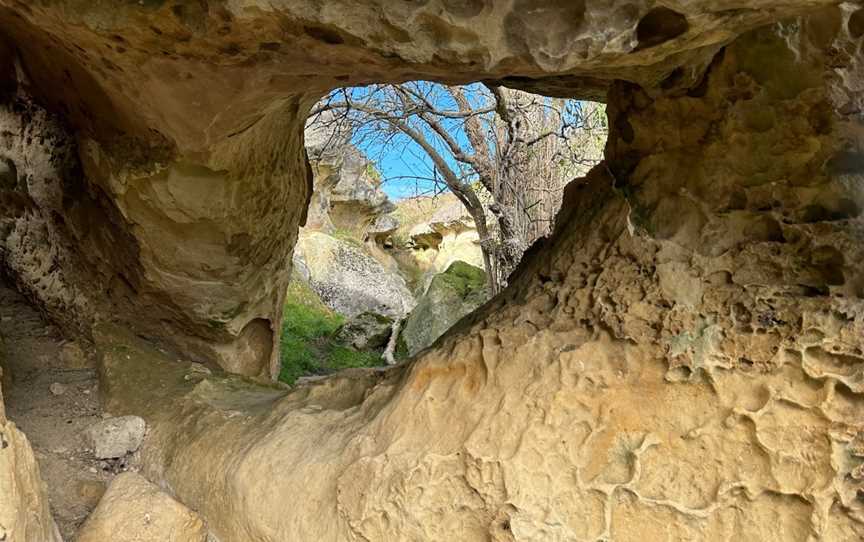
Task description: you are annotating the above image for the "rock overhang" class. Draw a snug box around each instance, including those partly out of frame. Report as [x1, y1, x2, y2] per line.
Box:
[0, 1, 855, 377]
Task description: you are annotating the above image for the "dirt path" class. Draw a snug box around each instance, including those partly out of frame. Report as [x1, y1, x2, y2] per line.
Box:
[0, 283, 110, 540]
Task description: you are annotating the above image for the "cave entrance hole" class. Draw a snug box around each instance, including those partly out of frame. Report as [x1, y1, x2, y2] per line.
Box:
[279, 81, 608, 384]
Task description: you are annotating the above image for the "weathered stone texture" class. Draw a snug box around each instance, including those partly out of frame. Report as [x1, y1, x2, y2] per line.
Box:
[0, 2, 861, 540]
[90, 14, 864, 541]
[294, 230, 415, 318]
[76, 472, 208, 542]
[0, 0, 845, 377]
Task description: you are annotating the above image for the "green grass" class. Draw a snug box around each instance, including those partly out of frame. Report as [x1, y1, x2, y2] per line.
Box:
[332, 227, 364, 247]
[278, 278, 384, 385]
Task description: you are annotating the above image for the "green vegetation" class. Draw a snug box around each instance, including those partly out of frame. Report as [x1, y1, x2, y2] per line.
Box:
[437, 261, 488, 300]
[278, 277, 383, 385]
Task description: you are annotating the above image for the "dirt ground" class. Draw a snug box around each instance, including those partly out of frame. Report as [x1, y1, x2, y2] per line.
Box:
[0, 283, 112, 540]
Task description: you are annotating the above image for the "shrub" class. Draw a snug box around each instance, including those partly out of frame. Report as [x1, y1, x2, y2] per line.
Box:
[278, 278, 385, 384]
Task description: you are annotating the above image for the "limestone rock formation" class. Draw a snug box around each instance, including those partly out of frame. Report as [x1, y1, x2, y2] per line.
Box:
[401, 261, 489, 356]
[305, 117, 395, 236]
[0, 93, 94, 342]
[389, 196, 486, 293]
[76, 472, 208, 542]
[408, 200, 486, 279]
[86, 14, 864, 541]
[293, 231, 415, 319]
[0, 1, 861, 541]
[0, 0, 835, 380]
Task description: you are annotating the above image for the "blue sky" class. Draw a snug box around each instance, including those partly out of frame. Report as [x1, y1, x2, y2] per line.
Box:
[364, 138, 442, 200]
[345, 82, 486, 201]
[342, 84, 601, 202]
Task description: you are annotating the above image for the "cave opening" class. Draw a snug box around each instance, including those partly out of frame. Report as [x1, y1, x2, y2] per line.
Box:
[280, 81, 608, 384]
[0, 2, 861, 541]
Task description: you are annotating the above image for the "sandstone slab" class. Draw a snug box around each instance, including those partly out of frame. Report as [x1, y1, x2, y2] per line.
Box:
[75, 472, 207, 542]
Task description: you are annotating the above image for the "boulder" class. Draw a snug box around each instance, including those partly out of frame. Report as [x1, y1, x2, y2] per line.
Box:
[48, 382, 66, 396]
[293, 231, 414, 319]
[85, 416, 146, 460]
[304, 115, 395, 237]
[334, 312, 393, 351]
[75, 472, 207, 542]
[401, 261, 488, 356]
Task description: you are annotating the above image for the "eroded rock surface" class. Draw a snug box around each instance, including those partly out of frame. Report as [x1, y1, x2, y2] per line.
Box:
[0, 0, 842, 378]
[294, 231, 415, 319]
[305, 118, 395, 236]
[76, 472, 208, 542]
[0, 1, 861, 541]
[407, 200, 486, 287]
[401, 260, 488, 356]
[0, 418, 62, 542]
[88, 14, 864, 541]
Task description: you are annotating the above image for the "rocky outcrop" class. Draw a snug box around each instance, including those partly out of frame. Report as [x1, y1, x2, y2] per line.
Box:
[388, 196, 486, 293]
[76, 472, 208, 542]
[408, 201, 486, 289]
[87, 12, 864, 540]
[293, 231, 414, 319]
[401, 261, 488, 356]
[305, 117, 394, 236]
[0, 0, 835, 379]
[0, 2, 862, 541]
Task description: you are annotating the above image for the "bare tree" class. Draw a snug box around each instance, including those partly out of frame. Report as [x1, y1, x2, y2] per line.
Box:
[307, 82, 606, 293]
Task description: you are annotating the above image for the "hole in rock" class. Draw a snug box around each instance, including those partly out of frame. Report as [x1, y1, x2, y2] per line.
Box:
[635, 7, 689, 50]
[849, 8, 864, 39]
[304, 25, 345, 45]
[0, 156, 18, 190]
[286, 81, 607, 383]
[798, 198, 861, 223]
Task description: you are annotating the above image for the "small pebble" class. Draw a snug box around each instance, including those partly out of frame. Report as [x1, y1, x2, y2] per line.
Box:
[49, 382, 67, 396]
